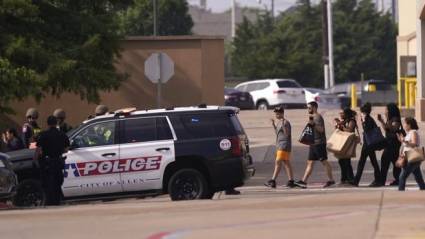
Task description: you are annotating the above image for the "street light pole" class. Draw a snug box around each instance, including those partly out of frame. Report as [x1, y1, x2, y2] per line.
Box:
[271, 0, 274, 19]
[321, 0, 329, 89]
[327, 0, 335, 87]
[231, 0, 236, 38]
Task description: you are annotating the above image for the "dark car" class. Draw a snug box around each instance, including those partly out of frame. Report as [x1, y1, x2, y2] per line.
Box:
[8, 105, 255, 207]
[224, 88, 254, 110]
[0, 153, 18, 202]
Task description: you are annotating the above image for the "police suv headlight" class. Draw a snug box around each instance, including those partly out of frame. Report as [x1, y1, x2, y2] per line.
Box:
[0, 160, 5, 168]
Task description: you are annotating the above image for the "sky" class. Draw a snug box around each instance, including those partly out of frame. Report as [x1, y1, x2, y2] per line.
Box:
[187, 0, 392, 15]
[187, 0, 304, 15]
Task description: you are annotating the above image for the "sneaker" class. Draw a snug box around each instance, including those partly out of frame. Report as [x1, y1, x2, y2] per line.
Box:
[323, 180, 335, 188]
[225, 189, 241, 195]
[264, 179, 276, 188]
[389, 180, 399, 186]
[286, 180, 296, 188]
[294, 180, 307, 189]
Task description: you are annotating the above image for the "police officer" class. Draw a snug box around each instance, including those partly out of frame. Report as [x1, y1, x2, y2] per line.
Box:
[22, 108, 41, 148]
[36, 116, 70, 206]
[95, 105, 109, 116]
[93, 105, 113, 144]
[53, 108, 72, 133]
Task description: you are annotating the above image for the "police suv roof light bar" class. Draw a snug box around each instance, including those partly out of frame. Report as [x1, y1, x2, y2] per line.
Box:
[114, 107, 137, 117]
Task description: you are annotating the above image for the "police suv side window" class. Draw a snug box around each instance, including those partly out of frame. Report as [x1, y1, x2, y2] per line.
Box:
[73, 121, 115, 148]
[156, 117, 173, 140]
[178, 113, 235, 139]
[121, 117, 173, 144]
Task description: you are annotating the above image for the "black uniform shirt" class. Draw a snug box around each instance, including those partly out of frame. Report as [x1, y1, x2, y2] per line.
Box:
[36, 127, 70, 159]
[6, 137, 25, 152]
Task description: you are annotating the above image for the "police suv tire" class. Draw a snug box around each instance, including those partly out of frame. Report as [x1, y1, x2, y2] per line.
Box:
[168, 168, 210, 201]
[13, 179, 45, 207]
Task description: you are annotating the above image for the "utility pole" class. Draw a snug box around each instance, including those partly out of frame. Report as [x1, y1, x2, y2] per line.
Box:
[257, 0, 275, 21]
[321, 0, 329, 89]
[153, 0, 158, 36]
[327, 0, 335, 87]
[392, 0, 397, 22]
[231, 0, 236, 38]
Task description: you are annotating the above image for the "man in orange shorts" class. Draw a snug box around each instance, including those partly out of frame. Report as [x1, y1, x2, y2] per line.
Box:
[265, 106, 295, 188]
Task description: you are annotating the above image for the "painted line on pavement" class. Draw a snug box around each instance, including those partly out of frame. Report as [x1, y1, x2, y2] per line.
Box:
[146, 209, 369, 239]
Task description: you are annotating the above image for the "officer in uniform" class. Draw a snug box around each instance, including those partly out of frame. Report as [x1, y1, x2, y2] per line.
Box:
[53, 108, 72, 133]
[22, 108, 42, 148]
[35, 116, 70, 206]
[94, 105, 113, 144]
[95, 105, 109, 116]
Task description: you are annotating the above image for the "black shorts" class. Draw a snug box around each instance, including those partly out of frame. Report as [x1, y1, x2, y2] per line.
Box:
[308, 143, 328, 161]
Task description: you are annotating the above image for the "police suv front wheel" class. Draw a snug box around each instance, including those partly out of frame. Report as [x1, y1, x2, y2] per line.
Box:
[168, 168, 211, 201]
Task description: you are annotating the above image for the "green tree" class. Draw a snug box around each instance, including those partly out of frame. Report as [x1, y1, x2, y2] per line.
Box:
[232, 13, 276, 78]
[119, 0, 193, 36]
[231, 0, 397, 87]
[0, 0, 129, 113]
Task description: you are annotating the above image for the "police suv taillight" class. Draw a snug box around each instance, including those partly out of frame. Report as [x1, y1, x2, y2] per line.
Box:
[230, 137, 242, 157]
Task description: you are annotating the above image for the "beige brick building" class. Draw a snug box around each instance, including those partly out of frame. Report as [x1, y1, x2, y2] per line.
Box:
[4, 36, 225, 128]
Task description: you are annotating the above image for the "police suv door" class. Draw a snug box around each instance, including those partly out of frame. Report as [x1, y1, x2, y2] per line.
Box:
[62, 121, 123, 197]
[118, 116, 175, 192]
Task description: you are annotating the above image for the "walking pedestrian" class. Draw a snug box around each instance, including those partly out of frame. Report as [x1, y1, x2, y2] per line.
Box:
[378, 103, 404, 186]
[295, 101, 335, 188]
[1, 128, 25, 152]
[53, 109, 72, 133]
[334, 108, 356, 185]
[265, 106, 295, 188]
[354, 103, 383, 187]
[397, 117, 425, 191]
[22, 108, 41, 148]
[35, 116, 70, 206]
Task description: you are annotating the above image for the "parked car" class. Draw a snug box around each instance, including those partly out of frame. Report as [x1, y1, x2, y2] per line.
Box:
[0, 153, 18, 202]
[224, 88, 254, 110]
[8, 105, 255, 207]
[235, 79, 306, 110]
[304, 88, 342, 109]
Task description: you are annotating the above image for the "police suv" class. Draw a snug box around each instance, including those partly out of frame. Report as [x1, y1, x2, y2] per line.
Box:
[8, 105, 254, 206]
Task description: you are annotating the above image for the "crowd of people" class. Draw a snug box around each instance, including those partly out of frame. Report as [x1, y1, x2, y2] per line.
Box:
[265, 101, 425, 191]
[0, 105, 110, 205]
[1, 102, 423, 205]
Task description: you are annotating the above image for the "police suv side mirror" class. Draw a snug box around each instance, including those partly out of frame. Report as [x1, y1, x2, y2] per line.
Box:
[69, 136, 82, 150]
[69, 141, 77, 150]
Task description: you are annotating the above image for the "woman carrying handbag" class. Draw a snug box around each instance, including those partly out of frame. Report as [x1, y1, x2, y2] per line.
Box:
[334, 108, 357, 185]
[377, 103, 404, 186]
[354, 103, 383, 187]
[396, 117, 425, 191]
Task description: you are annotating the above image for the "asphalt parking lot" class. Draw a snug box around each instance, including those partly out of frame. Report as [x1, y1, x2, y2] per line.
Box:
[1, 108, 425, 239]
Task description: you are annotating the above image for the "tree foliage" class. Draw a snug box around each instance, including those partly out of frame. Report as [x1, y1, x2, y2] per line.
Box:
[0, 0, 194, 113]
[232, 0, 397, 88]
[0, 0, 131, 112]
[119, 0, 193, 36]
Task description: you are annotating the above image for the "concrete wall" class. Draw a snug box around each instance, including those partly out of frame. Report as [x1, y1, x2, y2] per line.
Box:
[416, 0, 425, 121]
[397, 1, 417, 80]
[4, 36, 225, 128]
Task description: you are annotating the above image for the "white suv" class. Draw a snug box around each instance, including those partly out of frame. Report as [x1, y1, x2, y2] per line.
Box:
[235, 79, 306, 110]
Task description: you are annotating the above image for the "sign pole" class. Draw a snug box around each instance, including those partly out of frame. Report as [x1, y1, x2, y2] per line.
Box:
[153, 0, 158, 36]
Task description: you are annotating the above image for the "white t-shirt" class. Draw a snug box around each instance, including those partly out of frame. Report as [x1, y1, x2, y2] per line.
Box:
[403, 130, 420, 154]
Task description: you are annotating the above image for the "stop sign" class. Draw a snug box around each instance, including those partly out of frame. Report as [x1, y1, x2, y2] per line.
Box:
[144, 53, 174, 84]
